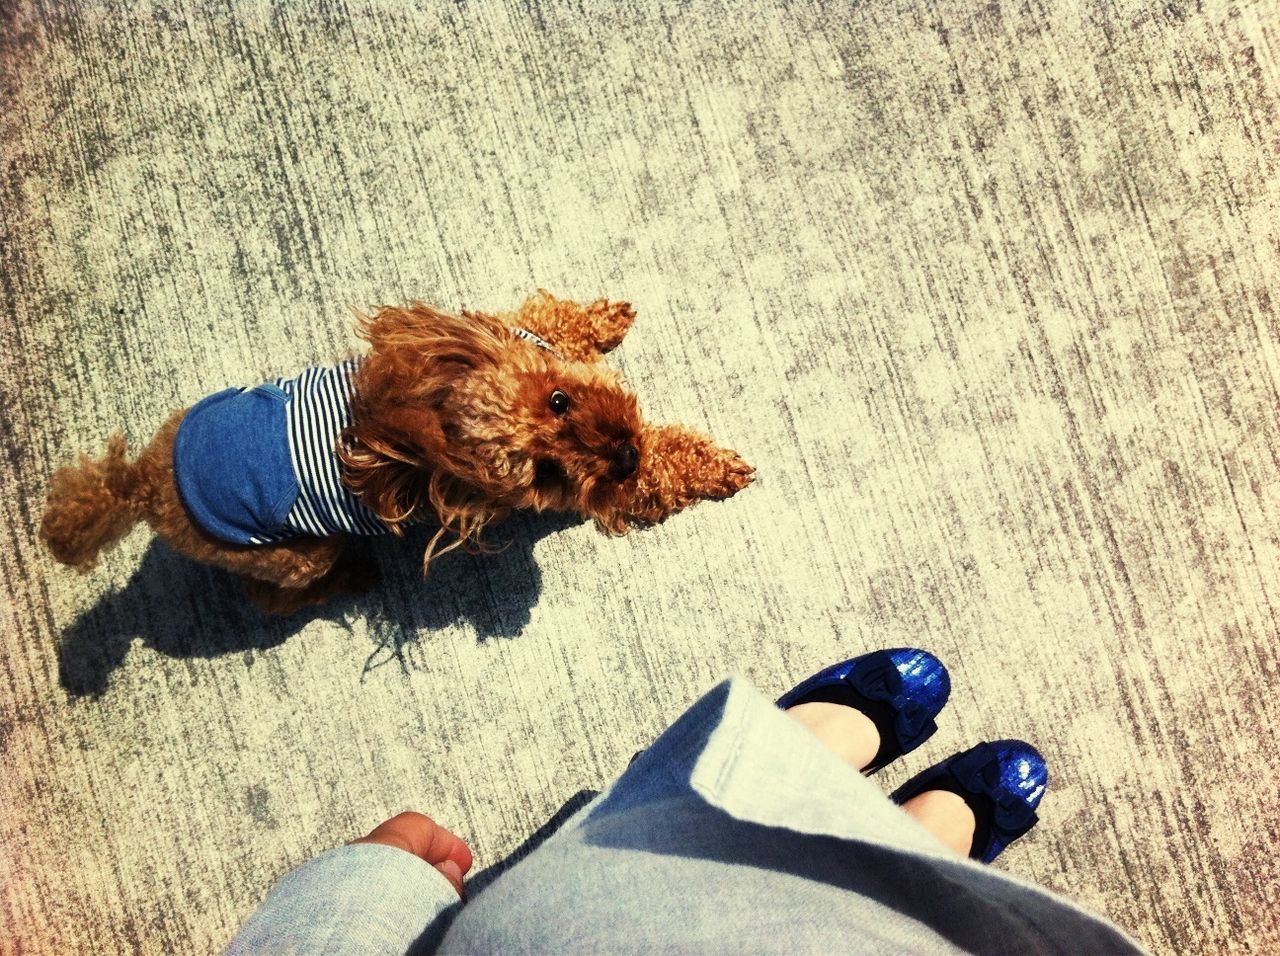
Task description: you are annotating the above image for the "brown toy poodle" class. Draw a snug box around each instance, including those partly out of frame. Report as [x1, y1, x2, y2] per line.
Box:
[41, 291, 753, 614]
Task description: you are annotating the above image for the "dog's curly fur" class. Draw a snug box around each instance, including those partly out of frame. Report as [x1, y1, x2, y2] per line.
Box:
[41, 292, 753, 614]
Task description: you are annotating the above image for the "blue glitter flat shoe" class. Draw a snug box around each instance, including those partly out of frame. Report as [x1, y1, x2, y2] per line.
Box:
[890, 740, 1048, 863]
[777, 648, 950, 774]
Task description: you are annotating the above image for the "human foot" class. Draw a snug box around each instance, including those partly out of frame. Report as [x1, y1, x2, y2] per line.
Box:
[786, 700, 882, 771]
[778, 649, 951, 773]
[899, 789, 977, 856]
[891, 741, 1048, 862]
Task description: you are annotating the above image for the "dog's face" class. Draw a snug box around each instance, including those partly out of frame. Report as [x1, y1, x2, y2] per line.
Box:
[341, 304, 647, 543]
[445, 358, 644, 521]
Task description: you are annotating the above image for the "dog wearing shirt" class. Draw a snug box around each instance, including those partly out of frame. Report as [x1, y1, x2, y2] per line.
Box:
[41, 291, 753, 614]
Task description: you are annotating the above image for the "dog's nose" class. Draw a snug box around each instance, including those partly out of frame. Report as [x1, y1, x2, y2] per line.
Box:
[613, 442, 639, 479]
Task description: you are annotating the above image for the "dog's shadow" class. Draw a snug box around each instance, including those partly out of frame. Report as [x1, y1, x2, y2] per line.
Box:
[57, 512, 582, 697]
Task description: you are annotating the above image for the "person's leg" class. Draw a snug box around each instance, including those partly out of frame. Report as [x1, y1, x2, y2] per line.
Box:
[785, 701, 976, 856]
[442, 677, 1144, 955]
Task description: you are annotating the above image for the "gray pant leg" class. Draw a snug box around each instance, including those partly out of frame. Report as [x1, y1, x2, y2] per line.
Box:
[440, 678, 1145, 955]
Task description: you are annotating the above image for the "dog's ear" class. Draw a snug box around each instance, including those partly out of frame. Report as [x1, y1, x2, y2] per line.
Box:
[339, 423, 509, 571]
[342, 303, 515, 568]
[596, 423, 754, 532]
[357, 303, 508, 379]
[337, 423, 441, 534]
[346, 303, 531, 493]
[344, 303, 506, 480]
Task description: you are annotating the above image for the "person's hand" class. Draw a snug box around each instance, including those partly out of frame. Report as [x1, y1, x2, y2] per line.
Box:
[350, 811, 474, 898]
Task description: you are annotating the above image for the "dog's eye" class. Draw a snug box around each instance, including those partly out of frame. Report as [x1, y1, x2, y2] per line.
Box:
[548, 390, 570, 415]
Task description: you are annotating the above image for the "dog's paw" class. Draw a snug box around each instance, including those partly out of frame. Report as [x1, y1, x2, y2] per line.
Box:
[589, 298, 636, 353]
[695, 448, 754, 500]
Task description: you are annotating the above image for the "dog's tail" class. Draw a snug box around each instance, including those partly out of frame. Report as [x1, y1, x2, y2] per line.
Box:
[40, 433, 147, 571]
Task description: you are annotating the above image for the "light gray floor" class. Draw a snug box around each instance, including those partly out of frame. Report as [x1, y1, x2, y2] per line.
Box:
[2, 2, 1278, 953]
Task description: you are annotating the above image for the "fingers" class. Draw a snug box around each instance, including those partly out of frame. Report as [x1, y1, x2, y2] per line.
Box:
[433, 859, 466, 898]
[350, 811, 473, 898]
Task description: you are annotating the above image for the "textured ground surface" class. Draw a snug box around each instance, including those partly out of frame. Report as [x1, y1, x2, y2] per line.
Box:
[3, 1, 1279, 952]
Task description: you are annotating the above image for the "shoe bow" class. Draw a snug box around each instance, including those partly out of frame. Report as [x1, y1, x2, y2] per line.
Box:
[949, 743, 1039, 838]
[849, 656, 937, 753]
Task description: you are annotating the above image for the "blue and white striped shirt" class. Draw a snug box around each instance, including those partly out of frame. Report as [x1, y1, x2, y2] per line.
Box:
[174, 358, 386, 546]
[260, 358, 387, 542]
